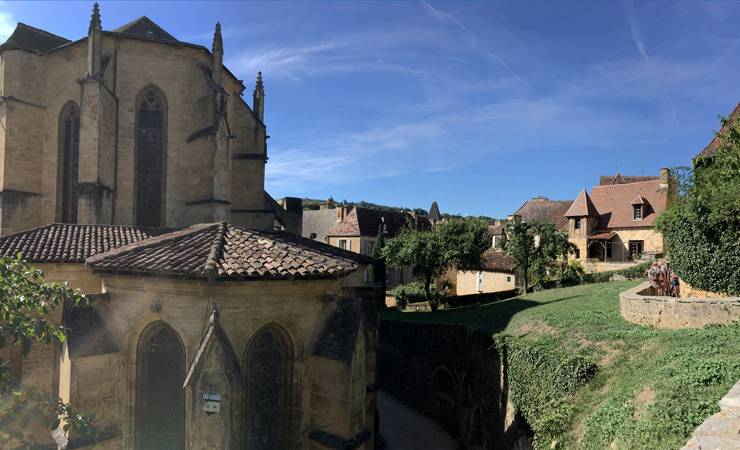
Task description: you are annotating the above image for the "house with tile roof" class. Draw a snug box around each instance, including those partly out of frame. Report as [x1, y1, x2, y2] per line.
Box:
[451, 251, 516, 296]
[327, 206, 431, 295]
[565, 169, 676, 271]
[0, 6, 377, 449]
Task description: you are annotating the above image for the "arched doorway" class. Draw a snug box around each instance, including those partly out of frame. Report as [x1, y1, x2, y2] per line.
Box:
[135, 321, 185, 450]
[242, 324, 294, 449]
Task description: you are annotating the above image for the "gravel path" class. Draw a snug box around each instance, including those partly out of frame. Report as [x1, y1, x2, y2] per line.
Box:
[377, 390, 459, 450]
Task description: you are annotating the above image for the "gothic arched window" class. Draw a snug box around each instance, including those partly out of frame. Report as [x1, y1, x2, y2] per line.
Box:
[135, 86, 167, 227]
[135, 322, 184, 450]
[58, 102, 80, 223]
[242, 325, 294, 450]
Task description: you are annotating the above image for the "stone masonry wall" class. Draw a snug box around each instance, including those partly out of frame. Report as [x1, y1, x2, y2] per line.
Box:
[378, 320, 525, 450]
[620, 282, 740, 329]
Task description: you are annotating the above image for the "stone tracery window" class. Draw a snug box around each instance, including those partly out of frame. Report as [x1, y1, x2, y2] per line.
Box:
[135, 322, 184, 450]
[58, 102, 80, 223]
[135, 86, 167, 227]
[243, 325, 294, 450]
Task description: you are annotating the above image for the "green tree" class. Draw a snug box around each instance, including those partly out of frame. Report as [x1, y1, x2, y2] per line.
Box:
[0, 253, 98, 447]
[498, 219, 575, 294]
[368, 225, 386, 293]
[655, 115, 740, 295]
[382, 217, 490, 311]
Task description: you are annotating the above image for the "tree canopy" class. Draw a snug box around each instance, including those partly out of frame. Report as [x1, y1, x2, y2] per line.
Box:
[655, 115, 740, 295]
[382, 217, 490, 310]
[0, 253, 98, 447]
[498, 219, 575, 293]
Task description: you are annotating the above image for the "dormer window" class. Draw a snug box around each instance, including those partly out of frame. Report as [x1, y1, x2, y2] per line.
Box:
[630, 195, 648, 221]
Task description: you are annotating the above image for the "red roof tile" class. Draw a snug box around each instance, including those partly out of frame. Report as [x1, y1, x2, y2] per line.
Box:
[481, 252, 514, 273]
[565, 189, 598, 218]
[327, 207, 430, 238]
[587, 232, 617, 241]
[589, 180, 668, 228]
[512, 199, 573, 230]
[86, 223, 371, 279]
[0, 223, 175, 263]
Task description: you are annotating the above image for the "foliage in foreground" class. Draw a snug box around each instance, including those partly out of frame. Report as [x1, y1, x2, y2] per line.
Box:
[655, 115, 740, 295]
[0, 254, 98, 447]
[382, 281, 740, 449]
[493, 334, 596, 449]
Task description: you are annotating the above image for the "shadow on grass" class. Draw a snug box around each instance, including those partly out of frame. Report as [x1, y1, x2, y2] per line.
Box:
[382, 293, 589, 335]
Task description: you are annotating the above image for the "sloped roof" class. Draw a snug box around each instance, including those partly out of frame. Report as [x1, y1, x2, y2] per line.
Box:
[111, 16, 178, 42]
[87, 222, 371, 279]
[0, 23, 70, 53]
[481, 252, 514, 273]
[302, 209, 340, 243]
[565, 189, 599, 218]
[0, 223, 175, 263]
[513, 198, 573, 230]
[599, 173, 660, 186]
[488, 224, 504, 236]
[327, 207, 430, 238]
[694, 100, 740, 161]
[428, 202, 441, 222]
[630, 195, 648, 206]
[589, 180, 667, 228]
[587, 231, 617, 241]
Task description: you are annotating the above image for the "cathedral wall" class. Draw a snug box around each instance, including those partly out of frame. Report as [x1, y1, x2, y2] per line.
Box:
[40, 45, 88, 226]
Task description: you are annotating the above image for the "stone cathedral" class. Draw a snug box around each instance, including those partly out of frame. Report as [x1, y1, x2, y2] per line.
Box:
[0, 5, 379, 449]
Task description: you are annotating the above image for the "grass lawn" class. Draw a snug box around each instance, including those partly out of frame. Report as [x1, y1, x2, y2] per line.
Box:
[382, 281, 740, 449]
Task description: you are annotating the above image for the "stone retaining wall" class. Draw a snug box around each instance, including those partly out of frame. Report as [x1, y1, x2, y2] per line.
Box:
[620, 282, 740, 329]
[378, 320, 529, 450]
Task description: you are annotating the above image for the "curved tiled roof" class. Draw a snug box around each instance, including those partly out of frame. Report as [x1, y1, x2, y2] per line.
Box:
[0, 223, 174, 263]
[86, 222, 371, 279]
[328, 207, 430, 238]
[513, 198, 573, 230]
[589, 180, 667, 228]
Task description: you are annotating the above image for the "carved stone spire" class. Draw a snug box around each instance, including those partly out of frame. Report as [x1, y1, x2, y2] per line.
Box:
[87, 2, 102, 77]
[211, 22, 223, 88]
[253, 72, 264, 122]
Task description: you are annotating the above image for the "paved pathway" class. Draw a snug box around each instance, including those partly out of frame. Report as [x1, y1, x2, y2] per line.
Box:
[681, 379, 740, 450]
[377, 390, 459, 450]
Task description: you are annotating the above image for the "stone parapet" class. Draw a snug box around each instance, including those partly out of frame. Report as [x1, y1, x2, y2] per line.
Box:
[681, 379, 740, 450]
[620, 282, 740, 329]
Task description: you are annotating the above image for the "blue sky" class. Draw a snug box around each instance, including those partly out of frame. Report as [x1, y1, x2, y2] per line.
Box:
[1, 1, 739, 218]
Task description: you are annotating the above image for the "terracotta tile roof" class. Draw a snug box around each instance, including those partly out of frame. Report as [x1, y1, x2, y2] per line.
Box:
[512, 198, 573, 230]
[327, 207, 430, 238]
[587, 231, 617, 241]
[87, 223, 371, 279]
[694, 100, 740, 161]
[0, 23, 70, 54]
[565, 189, 598, 218]
[589, 180, 667, 229]
[599, 173, 659, 186]
[0, 223, 175, 263]
[481, 252, 514, 273]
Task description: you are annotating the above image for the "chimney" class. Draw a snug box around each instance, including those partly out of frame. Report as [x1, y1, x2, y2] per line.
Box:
[336, 205, 349, 222]
[532, 196, 549, 202]
[494, 219, 501, 226]
[507, 214, 522, 224]
[660, 168, 670, 188]
[320, 196, 336, 210]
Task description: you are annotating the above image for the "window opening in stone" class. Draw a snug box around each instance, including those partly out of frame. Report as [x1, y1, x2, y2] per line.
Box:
[243, 325, 294, 450]
[136, 87, 166, 227]
[432, 367, 455, 405]
[135, 322, 185, 450]
[59, 103, 80, 223]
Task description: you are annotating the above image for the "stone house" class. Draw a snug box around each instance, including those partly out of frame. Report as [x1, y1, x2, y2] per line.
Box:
[326, 205, 431, 293]
[0, 6, 378, 449]
[452, 251, 515, 296]
[565, 169, 676, 270]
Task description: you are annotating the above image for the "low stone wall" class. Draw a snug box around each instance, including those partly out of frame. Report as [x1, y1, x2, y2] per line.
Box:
[620, 282, 740, 329]
[378, 320, 529, 450]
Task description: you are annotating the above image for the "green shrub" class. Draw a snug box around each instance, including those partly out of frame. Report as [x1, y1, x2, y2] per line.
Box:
[388, 282, 432, 309]
[493, 333, 597, 449]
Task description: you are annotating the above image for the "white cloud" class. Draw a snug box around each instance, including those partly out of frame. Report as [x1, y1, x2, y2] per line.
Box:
[0, 3, 16, 42]
[623, 1, 650, 63]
